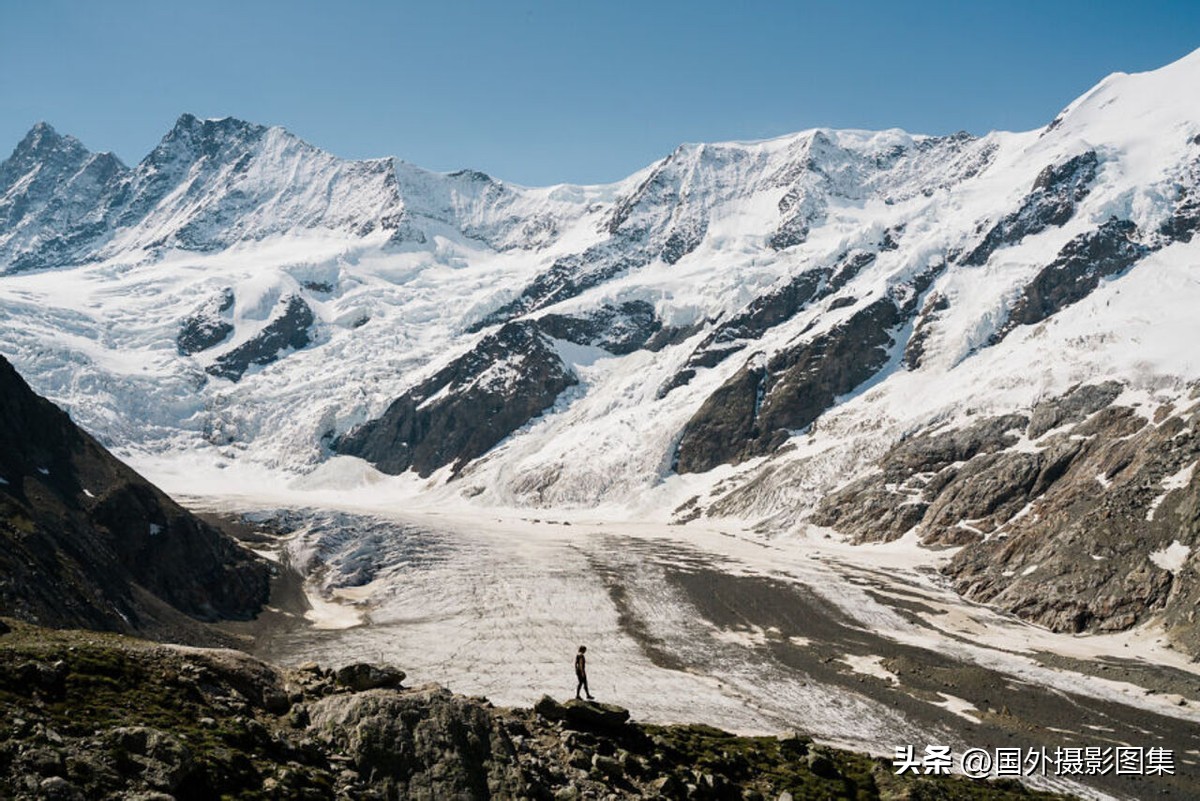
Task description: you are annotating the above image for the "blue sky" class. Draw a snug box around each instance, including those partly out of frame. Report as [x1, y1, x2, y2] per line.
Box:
[2, 1, 1199, 185]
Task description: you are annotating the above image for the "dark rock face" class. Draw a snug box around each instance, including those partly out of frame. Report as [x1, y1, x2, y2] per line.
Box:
[1159, 158, 1200, 243]
[768, 214, 810, 251]
[944, 399, 1197, 641]
[335, 321, 577, 477]
[673, 365, 766, 473]
[535, 300, 662, 355]
[1026, 380, 1122, 439]
[993, 218, 1148, 342]
[471, 245, 646, 331]
[660, 219, 706, 265]
[676, 267, 939, 473]
[333, 663, 406, 692]
[534, 695, 633, 732]
[811, 413, 1030, 542]
[176, 288, 235, 355]
[811, 382, 1200, 653]
[662, 250, 878, 398]
[206, 294, 313, 381]
[0, 356, 269, 641]
[963, 151, 1099, 266]
[902, 291, 949, 369]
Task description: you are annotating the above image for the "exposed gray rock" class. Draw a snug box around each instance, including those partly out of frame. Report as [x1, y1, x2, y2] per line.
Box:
[206, 294, 314, 381]
[535, 696, 632, 733]
[101, 727, 193, 791]
[946, 404, 1196, 641]
[963, 151, 1099, 266]
[662, 248, 878, 397]
[176, 287, 235, 356]
[592, 752, 624, 780]
[1027, 381, 1123, 439]
[1159, 144, 1200, 243]
[811, 413, 1029, 542]
[811, 381, 1200, 653]
[676, 265, 940, 473]
[0, 356, 269, 641]
[334, 663, 406, 692]
[993, 218, 1149, 343]
[308, 685, 529, 799]
[902, 291, 949, 369]
[535, 300, 662, 355]
[335, 320, 577, 477]
[470, 245, 646, 331]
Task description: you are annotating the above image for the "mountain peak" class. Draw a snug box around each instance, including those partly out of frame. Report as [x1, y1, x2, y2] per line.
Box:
[0, 122, 93, 199]
[8, 121, 88, 162]
[23, 120, 60, 144]
[170, 112, 258, 132]
[151, 113, 270, 164]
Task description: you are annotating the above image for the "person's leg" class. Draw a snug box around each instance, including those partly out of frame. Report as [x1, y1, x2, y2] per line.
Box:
[583, 675, 593, 700]
[575, 675, 583, 699]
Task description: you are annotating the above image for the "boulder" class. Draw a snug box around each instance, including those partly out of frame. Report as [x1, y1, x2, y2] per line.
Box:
[591, 753, 624, 780]
[333, 663, 405, 692]
[307, 685, 526, 798]
[534, 695, 632, 732]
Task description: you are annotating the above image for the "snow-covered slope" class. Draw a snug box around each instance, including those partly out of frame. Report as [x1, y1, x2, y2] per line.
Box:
[2, 51, 1200, 646]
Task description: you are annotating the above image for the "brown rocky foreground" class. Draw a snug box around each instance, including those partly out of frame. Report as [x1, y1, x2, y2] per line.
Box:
[0, 620, 1072, 800]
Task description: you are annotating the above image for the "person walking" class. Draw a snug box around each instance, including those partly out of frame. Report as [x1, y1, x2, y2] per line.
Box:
[574, 645, 595, 701]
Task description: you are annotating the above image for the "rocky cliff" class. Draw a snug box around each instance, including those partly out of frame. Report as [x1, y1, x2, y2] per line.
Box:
[810, 382, 1200, 653]
[0, 355, 269, 643]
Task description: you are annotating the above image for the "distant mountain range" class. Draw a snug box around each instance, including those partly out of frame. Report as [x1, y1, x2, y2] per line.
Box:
[1, 50, 1199, 652]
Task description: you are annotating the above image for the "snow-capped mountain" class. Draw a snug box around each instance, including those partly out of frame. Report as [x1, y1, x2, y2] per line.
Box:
[2, 51, 1200, 651]
[0, 114, 413, 270]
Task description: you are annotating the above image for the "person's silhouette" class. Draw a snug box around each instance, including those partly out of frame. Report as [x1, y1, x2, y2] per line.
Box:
[574, 645, 594, 701]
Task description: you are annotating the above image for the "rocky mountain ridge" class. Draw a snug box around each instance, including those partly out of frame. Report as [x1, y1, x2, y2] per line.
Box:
[0, 355, 269, 643]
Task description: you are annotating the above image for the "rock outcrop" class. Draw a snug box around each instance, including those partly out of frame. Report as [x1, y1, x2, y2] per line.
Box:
[335, 320, 578, 477]
[661, 248, 878, 397]
[0, 355, 269, 642]
[676, 267, 940, 473]
[0, 622, 1071, 801]
[811, 382, 1200, 653]
[206, 294, 315, 381]
[992, 218, 1149, 343]
[176, 288, 235, 356]
[535, 300, 663, 356]
[962, 151, 1098, 266]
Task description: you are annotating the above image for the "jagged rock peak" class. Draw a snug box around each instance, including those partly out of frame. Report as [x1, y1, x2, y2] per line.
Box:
[146, 113, 271, 165]
[14, 121, 76, 154]
[1, 122, 92, 182]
